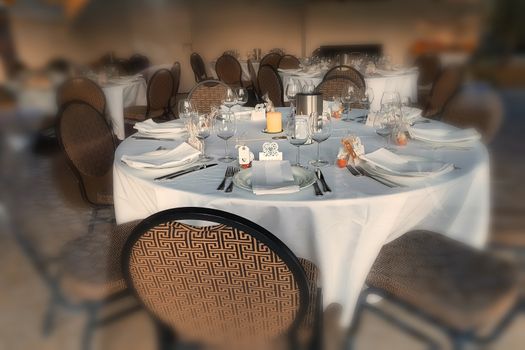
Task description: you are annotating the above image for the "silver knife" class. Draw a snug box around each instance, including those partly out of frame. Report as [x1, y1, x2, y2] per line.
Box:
[132, 136, 177, 141]
[154, 163, 218, 181]
[355, 165, 401, 188]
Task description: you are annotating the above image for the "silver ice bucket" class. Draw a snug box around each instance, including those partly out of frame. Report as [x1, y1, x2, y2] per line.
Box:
[295, 92, 323, 116]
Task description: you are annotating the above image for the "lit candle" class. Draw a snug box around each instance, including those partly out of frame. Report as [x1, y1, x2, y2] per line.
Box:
[266, 112, 282, 133]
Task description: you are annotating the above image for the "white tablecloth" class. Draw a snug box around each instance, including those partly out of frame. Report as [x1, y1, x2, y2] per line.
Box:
[209, 60, 259, 81]
[280, 70, 418, 112]
[102, 79, 147, 140]
[113, 111, 489, 326]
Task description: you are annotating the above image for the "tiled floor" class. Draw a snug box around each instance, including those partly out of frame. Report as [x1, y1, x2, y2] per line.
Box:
[0, 89, 524, 350]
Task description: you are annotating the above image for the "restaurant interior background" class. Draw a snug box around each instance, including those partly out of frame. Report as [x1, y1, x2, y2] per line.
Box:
[1, 0, 524, 349]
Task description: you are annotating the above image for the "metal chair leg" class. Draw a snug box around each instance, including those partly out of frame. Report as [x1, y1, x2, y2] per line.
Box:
[82, 307, 99, 350]
[42, 296, 59, 336]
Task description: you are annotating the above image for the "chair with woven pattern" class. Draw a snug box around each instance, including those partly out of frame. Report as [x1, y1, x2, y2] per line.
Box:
[188, 79, 229, 115]
[323, 65, 366, 90]
[215, 54, 243, 87]
[350, 231, 519, 349]
[423, 65, 464, 119]
[315, 76, 364, 101]
[260, 52, 282, 70]
[190, 52, 210, 83]
[122, 207, 322, 350]
[279, 55, 301, 69]
[124, 68, 173, 126]
[168, 61, 181, 116]
[257, 64, 285, 107]
[57, 77, 106, 115]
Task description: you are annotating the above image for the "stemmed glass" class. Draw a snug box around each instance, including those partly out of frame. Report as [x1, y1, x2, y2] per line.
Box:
[375, 91, 401, 148]
[191, 114, 214, 162]
[236, 87, 248, 106]
[222, 88, 237, 112]
[342, 85, 356, 119]
[178, 99, 195, 126]
[286, 116, 310, 167]
[309, 112, 332, 167]
[215, 110, 237, 163]
[286, 79, 300, 108]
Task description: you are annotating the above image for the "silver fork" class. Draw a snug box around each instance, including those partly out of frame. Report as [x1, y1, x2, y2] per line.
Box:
[217, 166, 234, 191]
[225, 168, 240, 193]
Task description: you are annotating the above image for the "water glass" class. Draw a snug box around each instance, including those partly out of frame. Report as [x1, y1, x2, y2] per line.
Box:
[215, 111, 237, 163]
[309, 112, 332, 167]
[286, 116, 310, 167]
[192, 114, 214, 162]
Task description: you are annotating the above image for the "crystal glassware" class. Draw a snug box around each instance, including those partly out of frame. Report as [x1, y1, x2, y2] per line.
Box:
[286, 115, 310, 167]
[236, 87, 248, 106]
[309, 112, 332, 167]
[191, 114, 214, 162]
[215, 111, 237, 163]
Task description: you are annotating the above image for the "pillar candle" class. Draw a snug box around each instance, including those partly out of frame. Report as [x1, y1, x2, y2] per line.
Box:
[266, 112, 282, 133]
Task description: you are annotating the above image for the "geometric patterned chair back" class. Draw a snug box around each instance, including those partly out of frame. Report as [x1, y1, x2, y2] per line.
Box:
[316, 76, 364, 101]
[278, 55, 301, 70]
[260, 53, 282, 70]
[57, 77, 106, 115]
[190, 52, 208, 83]
[323, 65, 366, 90]
[257, 65, 284, 107]
[123, 207, 309, 348]
[56, 101, 115, 206]
[215, 54, 242, 87]
[188, 80, 229, 115]
[147, 68, 174, 112]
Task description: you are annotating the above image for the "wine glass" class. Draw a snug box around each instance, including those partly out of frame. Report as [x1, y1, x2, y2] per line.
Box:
[178, 99, 195, 126]
[375, 92, 401, 148]
[191, 114, 214, 162]
[309, 112, 332, 167]
[215, 111, 237, 163]
[286, 115, 310, 167]
[342, 85, 356, 119]
[286, 80, 300, 107]
[236, 87, 248, 106]
[222, 88, 237, 112]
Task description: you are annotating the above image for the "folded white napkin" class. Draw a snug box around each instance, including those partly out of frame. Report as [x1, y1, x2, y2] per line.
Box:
[251, 160, 299, 195]
[133, 119, 186, 135]
[220, 105, 254, 117]
[402, 106, 423, 122]
[409, 125, 481, 144]
[361, 148, 454, 177]
[121, 142, 200, 169]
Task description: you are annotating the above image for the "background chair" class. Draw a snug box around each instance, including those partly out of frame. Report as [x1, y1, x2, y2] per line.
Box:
[126, 53, 151, 75]
[350, 231, 519, 350]
[257, 64, 285, 107]
[279, 54, 301, 69]
[323, 65, 366, 90]
[415, 53, 442, 107]
[215, 53, 243, 87]
[122, 207, 321, 350]
[124, 68, 173, 127]
[269, 48, 285, 56]
[248, 59, 261, 102]
[169, 61, 181, 117]
[57, 77, 106, 115]
[190, 52, 210, 83]
[423, 65, 464, 119]
[260, 52, 282, 70]
[315, 76, 364, 101]
[188, 79, 229, 114]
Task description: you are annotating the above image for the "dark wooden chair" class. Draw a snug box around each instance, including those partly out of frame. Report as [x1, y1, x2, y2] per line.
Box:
[279, 55, 301, 69]
[190, 52, 210, 83]
[215, 53, 243, 87]
[257, 64, 285, 107]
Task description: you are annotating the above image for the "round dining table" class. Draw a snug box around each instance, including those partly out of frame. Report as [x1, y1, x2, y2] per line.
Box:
[279, 69, 419, 112]
[113, 108, 489, 326]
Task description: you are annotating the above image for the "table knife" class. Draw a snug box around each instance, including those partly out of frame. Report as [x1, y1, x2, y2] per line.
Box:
[132, 136, 177, 141]
[316, 169, 331, 192]
[154, 163, 217, 181]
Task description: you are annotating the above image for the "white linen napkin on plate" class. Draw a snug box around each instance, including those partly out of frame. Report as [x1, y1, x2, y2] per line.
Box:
[409, 125, 480, 144]
[251, 160, 299, 195]
[360, 148, 454, 177]
[134, 119, 187, 135]
[402, 106, 423, 122]
[121, 142, 200, 169]
[220, 105, 254, 117]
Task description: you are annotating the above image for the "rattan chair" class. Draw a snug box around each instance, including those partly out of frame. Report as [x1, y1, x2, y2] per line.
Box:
[423, 66, 464, 119]
[323, 65, 366, 90]
[315, 76, 364, 101]
[56, 101, 116, 208]
[260, 52, 282, 70]
[350, 231, 519, 349]
[122, 207, 322, 350]
[215, 53, 243, 87]
[279, 55, 301, 69]
[190, 52, 210, 83]
[124, 68, 173, 124]
[248, 59, 261, 101]
[57, 77, 106, 115]
[188, 79, 229, 114]
[257, 64, 285, 107]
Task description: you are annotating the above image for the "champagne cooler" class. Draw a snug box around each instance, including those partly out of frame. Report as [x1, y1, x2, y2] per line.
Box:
[295, 92, 323, 116]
